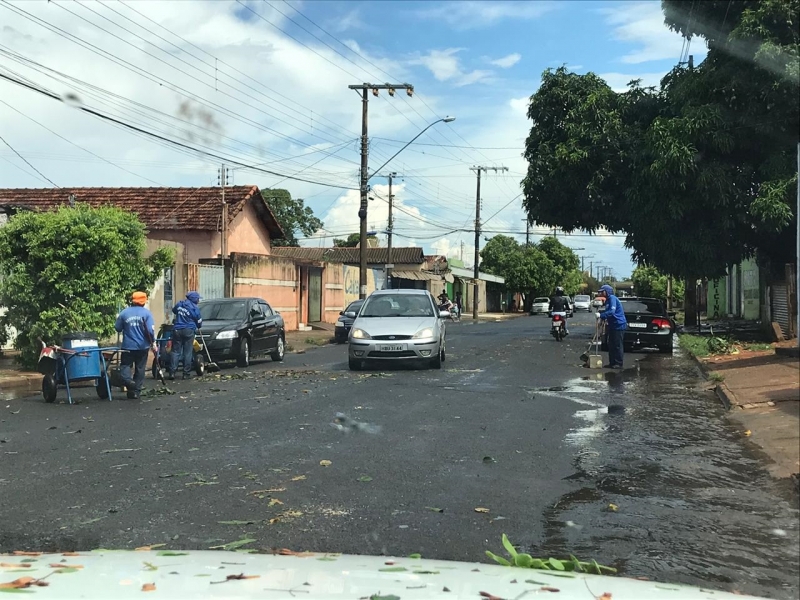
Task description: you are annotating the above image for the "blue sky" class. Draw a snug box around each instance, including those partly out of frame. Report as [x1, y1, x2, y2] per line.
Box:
[0, 0, 705, 279]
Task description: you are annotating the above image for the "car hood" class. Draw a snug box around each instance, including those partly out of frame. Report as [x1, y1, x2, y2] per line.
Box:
[352, 316, 437, 336]
[3, 550, 765, 599]
[199, 319, 242, 334]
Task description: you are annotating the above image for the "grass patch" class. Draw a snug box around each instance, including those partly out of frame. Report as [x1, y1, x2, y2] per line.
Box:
[304, 337, 333, 347]
[708, 372, 725, 383]
[679, 334, 710, 358]
[745, 342, 773, 352]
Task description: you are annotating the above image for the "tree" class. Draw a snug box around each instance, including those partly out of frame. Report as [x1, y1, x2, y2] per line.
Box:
[538, 237, 583, 295]
[262, 189, 323, 247]
[480, 235, 558, 298]
[631, 264, 686, 304]
[333, 232, 376, 247]
[522, 0, 798, 282]
[0, 205, 174, 366]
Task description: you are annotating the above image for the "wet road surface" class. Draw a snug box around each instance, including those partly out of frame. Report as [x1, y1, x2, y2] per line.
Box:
[1, 312, 797, 598]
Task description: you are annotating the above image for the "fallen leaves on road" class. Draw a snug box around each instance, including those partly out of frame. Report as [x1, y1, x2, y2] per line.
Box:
[135, 544, 166, 551]
[0, 576, 49, 589]
[599, 594, 613, 600]
[49, 564, 83, 569]
[210, 573, 260, 584]
[479, 592, 503, 600]
[101, 448, 141, 454]
[209, 538, 256, 551]
[218, 520, 257, 526]
[744, 430, 752, 436]
[141, 583, 156, 592]
[61, 552, 83, 557]
[357, 476, 373, 482]
[268, 498, 284, 507]
[607, 503, 619, 512]
[248, 487, 285, 496]
[540, 587, 561, 592]
[425, 507, 444, 513]
[291, 475, 307, 481]
[474, 507, 490, 513]
[276, 548, 314, 557]
[319, 460, 332, 467]
[482, 456, 495, 464]
[0, 563, 32, 569]
[11, 552, 41, 557]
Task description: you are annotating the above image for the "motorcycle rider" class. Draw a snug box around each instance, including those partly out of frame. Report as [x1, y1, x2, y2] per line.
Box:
[549, 286, 570, 335]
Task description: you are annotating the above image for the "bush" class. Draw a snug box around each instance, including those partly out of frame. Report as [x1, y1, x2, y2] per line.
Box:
[0, 204, 174, 367]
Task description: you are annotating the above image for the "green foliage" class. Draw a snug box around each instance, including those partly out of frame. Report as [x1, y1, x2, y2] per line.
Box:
[538, 237, 582, 295]
[631, 265, 685, 303]
[480, 235, 557, 296]
[333, 232, 376, 247]
[522, 1, 799, 278]
[262, 189, 323, 247]
[678, 334, 711, 358]
[0, 205, 174, 366]
[486, 534, 617, 575]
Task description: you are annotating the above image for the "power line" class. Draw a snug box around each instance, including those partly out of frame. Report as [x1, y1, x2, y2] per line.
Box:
[372, 137, 522, 150]
[0, 132, 59, 187]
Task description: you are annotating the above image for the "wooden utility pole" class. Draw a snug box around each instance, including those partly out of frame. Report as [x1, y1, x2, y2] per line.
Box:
[385, 172, 396, 284]
[218, 163, 229, 259]
[470, 165, 508, 319]
[348, 83, 414, 299]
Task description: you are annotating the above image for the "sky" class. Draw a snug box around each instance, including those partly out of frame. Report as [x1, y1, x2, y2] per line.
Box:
[0, 0, 706, 280]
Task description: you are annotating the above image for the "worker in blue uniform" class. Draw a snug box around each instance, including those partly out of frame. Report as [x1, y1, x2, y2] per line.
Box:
[115, 291, 156, 399]
[171, 291, 203, 380]
[597, 284, 628, 369]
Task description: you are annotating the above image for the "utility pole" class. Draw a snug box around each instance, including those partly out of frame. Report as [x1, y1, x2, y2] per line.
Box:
[522, 218, 530, 246]
[470, 165, 508, 318]
[460, 241, 464, 262]
[218, 163, 230, 259]
[384, 172, 397, 285]
[348, 83, 413, 298]
[666, 275, 673, 311]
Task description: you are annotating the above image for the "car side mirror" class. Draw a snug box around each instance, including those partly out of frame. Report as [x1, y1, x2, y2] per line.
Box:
[345, 311, 357, 318]
[251, 307, 261, 317]
[439, 310, 451, 319]
[339, 311, 344, 316]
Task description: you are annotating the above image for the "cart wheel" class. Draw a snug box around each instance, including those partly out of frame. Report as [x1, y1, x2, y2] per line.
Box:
[96, 373, 110, 399]
[195, 353, 206, 377]
[42, 374, 57, 403]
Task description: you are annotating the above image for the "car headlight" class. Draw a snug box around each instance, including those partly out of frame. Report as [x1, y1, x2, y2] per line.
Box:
[413, 327, 434, 339]
[216, 330, 238, 340]
[350, 328, 370, 339]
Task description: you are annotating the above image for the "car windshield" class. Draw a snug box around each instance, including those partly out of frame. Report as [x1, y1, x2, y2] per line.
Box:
[360, 294, 434, 317]
[575, 295, 590, 302]
[200, 301, 247, 321]
[621, 300, 665, 315]
[345, 301, 363, 314]
[535, 297, 550, 303]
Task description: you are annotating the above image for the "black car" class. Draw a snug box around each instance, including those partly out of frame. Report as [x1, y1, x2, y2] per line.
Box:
[199, 297, 285, 367]
[335, 300, 364, 344]
[602, 296, 676, 353]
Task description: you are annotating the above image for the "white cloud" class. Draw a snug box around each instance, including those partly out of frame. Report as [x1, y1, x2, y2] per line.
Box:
[601, 2, 703, 64]
[328, 8, 364, 33]
[509, 96, 529, 116]
[410, 48, 493, 87]
[490, 53, 521, 69]
[417, 1, 558, 31]
[598, 72, 666, 92]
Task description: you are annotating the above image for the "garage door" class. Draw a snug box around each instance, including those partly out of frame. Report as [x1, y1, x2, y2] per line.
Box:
[772, 283, 789, 338]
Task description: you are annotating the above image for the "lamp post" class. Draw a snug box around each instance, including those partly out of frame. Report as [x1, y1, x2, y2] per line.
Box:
[355, 116, 456, 298]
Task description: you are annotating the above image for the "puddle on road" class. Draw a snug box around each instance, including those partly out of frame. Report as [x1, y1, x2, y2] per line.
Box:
[536, 354, 800, 599]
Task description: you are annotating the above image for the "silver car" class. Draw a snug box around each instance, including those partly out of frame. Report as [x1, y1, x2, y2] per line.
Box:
[348, 289, 448, 370]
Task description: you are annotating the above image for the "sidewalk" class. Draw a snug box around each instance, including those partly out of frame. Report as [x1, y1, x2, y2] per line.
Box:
[701, 350, 799, 482]
[0, 356, 41, 392]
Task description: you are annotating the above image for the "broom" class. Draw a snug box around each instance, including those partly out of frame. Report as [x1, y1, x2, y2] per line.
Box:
[580, 318, 603, 363]
[198, 329, 220, 373]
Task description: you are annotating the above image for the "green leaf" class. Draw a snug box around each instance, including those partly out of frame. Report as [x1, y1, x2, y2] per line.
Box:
[425, 507, 443, 513]
[357, 476, 373, 483]
[412, 570, 439, 575]
[19, 560, 36, 564]
[54, 567, 81, 574]
[209, 538, 256, 551]
[548, 558, 565, 571]
[378, 566, 408, 572]
[157, 551, 190, 557]
[501, 533, 518, 559]
[369, 595, 401, 600]
[525, 580, 547, 585]
[408, 553, 421, 559]
[514, 553, 533, 568]
[485, 550, 511, 567]
[217, 520, 256, 526]
[530, 559, 547, 569]
[0, 590, 35, 594]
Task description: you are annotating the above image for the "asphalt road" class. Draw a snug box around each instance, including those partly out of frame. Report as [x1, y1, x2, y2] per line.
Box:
[1, 312, 798, 598]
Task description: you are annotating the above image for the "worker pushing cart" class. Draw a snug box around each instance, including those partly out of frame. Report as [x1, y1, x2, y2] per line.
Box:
[115, 291, 156, 400]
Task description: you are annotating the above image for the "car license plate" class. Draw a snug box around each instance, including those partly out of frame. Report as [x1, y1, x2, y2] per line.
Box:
[628, 323, 647, 328]
[380, 344, 406, 352]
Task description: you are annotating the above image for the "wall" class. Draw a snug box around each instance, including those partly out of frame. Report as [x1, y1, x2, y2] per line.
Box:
[741, 257, 760, 321]
[149, 229, 219, 264]
[322, 265, 344, 324]
[231, 253, 299, 331]
[343, 265, 386, 305]
[145, 239, 186, 332]
[707, 278, 727, 320]
[228, 200, 272, 255]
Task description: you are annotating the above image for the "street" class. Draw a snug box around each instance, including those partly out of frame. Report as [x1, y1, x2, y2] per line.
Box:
[1, 312, 798, 599]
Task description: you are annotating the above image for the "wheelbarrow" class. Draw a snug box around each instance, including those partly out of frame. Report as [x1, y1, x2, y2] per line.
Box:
[152, 324, 206, 379]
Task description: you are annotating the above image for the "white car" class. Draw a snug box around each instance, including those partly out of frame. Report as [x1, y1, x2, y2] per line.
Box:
[530, 297, 551, 315]
[573, 294, 591, 311]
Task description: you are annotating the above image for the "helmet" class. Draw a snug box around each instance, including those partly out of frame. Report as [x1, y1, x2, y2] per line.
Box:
[555, 286, 564, 296]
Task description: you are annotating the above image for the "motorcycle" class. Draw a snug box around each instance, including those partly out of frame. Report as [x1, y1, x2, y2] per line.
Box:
[551, 312, 567, 341]
[438, 301, 460, 322]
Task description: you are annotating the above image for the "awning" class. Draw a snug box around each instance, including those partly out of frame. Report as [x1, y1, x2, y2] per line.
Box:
[449, 266, 505, 284]
[391, 270, 445, 282]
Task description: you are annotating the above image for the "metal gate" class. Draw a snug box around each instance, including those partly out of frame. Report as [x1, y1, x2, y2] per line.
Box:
[308, 268, 322, 322]
[772, 283, 789, 338]
[187, 264, 226, 299]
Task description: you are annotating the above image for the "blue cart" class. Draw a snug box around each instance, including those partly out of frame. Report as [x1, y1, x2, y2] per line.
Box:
[38, 332, 120, 404]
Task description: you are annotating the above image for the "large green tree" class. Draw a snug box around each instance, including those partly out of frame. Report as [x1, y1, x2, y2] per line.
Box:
[631, 264, 686, 305]
[538, 237, 583, 295]
[263, 189, 323, 247]
[333, 232, 377, 247]
[480, 235, 558, 298]
[0, 205, 174, 366]
[522, 0, 798, 282]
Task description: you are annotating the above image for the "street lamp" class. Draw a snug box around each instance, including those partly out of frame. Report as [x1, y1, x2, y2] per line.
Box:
[358, 116, 456, 298]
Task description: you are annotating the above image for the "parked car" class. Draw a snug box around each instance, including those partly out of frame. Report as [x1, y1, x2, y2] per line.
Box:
[348, 289, 447, 370]
[335, 300, 364, 344]
[530, 297, 551, 315]
[601, 296, 676, 354]
[592, 296, 605, 309]
[573, 294, 591, 311]
[198, 297, 285, 367]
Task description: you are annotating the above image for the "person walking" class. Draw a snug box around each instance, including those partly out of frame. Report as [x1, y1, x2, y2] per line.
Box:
[115, 291, 156, 400]
[171, 291, 203, 380]
[597, 284, 627, 369]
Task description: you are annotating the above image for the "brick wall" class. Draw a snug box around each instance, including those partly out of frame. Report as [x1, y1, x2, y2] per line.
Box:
[231, 253, 299, 331]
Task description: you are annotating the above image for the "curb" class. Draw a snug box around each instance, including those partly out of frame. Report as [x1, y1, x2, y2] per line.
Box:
[0, 372, 41, 392]
[682, 348, 732, 411]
